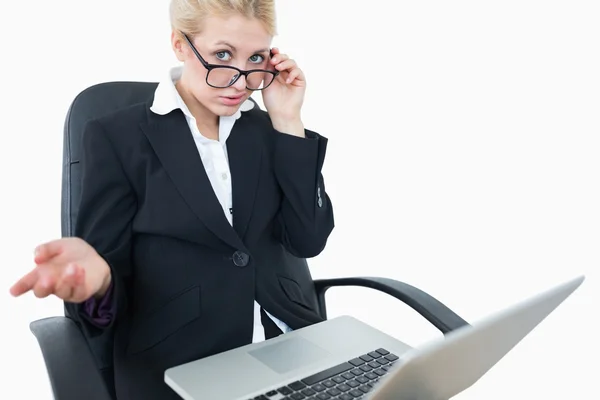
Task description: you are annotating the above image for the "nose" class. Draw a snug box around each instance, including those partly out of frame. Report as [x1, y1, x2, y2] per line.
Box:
[231, 73, 247, 91]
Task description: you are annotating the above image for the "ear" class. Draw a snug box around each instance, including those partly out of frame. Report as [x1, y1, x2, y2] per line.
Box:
[171, 30, 186, 62]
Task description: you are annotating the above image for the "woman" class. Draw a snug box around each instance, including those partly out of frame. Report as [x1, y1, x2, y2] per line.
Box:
[9, 1, 334, 399]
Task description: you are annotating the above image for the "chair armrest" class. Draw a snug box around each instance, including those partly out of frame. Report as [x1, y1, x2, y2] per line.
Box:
[313, 277, 469, 334]
[29, 316, 113, 400]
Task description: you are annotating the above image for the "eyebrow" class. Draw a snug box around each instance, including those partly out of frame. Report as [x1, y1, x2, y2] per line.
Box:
[214, 40, 269, 55]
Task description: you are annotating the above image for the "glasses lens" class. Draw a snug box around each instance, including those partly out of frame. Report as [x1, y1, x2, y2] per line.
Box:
[207, 68, 240, 88]
[246, 71, 276, 90]
[207, 68, 276, 90]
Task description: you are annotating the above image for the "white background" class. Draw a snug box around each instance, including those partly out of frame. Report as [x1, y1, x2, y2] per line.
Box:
[1, 0, 598, 399]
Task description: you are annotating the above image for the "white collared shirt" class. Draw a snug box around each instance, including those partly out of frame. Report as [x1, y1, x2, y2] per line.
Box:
[150, 66, 292, 342]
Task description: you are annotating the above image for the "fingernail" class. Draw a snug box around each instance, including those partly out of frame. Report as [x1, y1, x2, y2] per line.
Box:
[65, 264, 75, 276]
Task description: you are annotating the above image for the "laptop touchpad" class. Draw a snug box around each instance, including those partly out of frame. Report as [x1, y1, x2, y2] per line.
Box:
[248, 336, 330, 374]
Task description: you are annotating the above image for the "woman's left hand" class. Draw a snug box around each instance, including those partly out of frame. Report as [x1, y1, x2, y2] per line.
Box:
[262, 48, 306, 135]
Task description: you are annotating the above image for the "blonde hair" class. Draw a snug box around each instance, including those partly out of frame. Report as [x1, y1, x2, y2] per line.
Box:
[170, 0, 277, 37]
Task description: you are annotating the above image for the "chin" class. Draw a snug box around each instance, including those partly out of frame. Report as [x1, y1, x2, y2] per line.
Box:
[208, 106, 238, 118]
[219, 106, 241, 116]
[210, 99, 245, 116]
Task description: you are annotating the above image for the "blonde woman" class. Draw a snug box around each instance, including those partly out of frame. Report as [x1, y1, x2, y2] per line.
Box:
[10, 1, 334, 398]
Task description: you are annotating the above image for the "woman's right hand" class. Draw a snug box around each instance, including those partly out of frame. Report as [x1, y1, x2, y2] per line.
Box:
[9, 237, 112, 303]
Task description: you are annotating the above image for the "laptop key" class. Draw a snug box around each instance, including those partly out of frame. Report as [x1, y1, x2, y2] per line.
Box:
[301, 362, 354, 385]
[348, 358, 364, 366]
[337, 383, 350, 392]
[301, 388, 317, 396]
[311, 384, 326, 392]
[365, 372, 378, 380]
[375, 348, 389, 355]
[339, 395, 353, 400]
[288, 382, 307, 391]
[278, 387, 293, 395]
[359, 354, 373, 362]
[266, 390, 278, 396]
[358, 385, 371, 393]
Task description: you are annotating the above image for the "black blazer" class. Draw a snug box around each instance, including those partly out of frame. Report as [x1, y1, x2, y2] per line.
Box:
[65, 96, 334, 400]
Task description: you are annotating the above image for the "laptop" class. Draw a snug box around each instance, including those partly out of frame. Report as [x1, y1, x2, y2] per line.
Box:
[164, 275, 584, 400]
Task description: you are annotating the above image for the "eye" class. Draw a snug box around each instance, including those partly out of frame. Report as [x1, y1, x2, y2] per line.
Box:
[249, 54, 265, 64]
[215, 51, 232, 61]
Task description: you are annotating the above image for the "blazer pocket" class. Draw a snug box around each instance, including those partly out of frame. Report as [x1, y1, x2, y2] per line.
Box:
[127, 285, 202, 355]
[277, 275, 314, 311]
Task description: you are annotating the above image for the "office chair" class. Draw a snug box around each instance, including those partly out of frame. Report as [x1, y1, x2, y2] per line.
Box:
[29, 81, 470, 400]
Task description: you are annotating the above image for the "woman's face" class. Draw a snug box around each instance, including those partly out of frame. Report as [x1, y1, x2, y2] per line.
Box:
[173, 14, 273, 118]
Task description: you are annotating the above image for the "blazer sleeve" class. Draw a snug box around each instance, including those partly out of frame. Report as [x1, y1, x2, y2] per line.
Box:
[271, 128, 335, 257]
[64, 118, 137, 337]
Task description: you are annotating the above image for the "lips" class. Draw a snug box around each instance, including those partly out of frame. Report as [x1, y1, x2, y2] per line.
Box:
[219, 93, 246, 106]
[222, 93, 245, 100]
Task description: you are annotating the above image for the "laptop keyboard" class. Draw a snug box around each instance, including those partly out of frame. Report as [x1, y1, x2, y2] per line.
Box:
[250, 348, 399, 400]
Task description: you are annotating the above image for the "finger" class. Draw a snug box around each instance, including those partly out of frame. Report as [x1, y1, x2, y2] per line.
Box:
[54, 263, 79, 300]
[32, 273, 57, 298]
[271, 53, 290, 66]
[9, 268, 39, 297]
[274, 71, 289, 85]
[274, 59, 297, 72]
[34, 239, 65, 264]
[285, 67, 305, 85]
[70, 268, 91, 303]
[54, 282, 73, 301]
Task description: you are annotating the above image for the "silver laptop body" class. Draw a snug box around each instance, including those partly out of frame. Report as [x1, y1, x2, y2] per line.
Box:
[164, 275, 584, 400]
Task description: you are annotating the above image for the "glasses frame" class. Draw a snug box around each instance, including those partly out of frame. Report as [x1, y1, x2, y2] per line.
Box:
[182, 33, 279, 91]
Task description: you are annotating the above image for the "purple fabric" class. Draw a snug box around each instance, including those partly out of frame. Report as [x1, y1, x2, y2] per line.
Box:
[83, 280, 115, 326]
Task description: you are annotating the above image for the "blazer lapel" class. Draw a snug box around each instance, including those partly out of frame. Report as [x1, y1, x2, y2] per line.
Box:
[140, 108, 246, 251]
[226, 109, 263, 240]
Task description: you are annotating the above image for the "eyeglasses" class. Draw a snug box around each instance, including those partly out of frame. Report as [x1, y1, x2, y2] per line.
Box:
[182, 33, 279, 91]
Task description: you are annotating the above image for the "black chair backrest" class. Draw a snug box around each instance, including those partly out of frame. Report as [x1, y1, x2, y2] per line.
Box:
[62, 81, 158, 236]
[61, 81, 158, 398]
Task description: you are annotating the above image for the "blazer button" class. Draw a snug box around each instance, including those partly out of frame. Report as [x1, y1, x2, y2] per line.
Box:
[232, 250, 249, 267]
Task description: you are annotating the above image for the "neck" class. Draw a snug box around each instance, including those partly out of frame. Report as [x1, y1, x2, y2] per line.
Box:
[174, 79, 219, 135]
